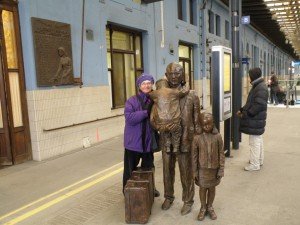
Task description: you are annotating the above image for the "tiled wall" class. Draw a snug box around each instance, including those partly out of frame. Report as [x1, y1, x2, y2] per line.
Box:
[27, 86, 124, 161]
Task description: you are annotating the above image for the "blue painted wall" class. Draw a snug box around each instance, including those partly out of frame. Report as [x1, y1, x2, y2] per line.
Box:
[18, 0, 294, 91]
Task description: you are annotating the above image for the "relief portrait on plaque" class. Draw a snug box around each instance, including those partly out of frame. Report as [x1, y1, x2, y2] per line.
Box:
[31, 17, 74, 86]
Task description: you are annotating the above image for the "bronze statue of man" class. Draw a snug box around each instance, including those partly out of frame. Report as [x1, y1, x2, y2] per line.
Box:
[160, 62, 201, 215]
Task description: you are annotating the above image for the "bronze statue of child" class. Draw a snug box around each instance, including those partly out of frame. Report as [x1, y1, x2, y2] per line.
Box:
[149, 79, 189, 153]
[192, 112, 225, 221]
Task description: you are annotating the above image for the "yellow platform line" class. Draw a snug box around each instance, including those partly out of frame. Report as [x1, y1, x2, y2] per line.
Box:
[3, 167, 123, 225]
[0, 162, 123, 222]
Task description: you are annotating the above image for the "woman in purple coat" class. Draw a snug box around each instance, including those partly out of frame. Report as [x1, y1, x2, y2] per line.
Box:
[123, 73, 160, 197]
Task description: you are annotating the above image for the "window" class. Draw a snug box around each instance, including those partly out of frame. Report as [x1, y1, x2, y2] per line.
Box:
[208, 10, 214, 34]
[106, 26, 143, 108]
[190, 0, 196, 25]
[178, 0, 183, 20]
[179, 43, 194, 89]
[225, 20, 229, 40]
[216, 14, 221, 37]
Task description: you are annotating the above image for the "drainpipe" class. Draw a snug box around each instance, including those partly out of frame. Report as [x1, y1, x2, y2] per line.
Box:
[79, 0, 85, 88]
[153, 4, 158, 77]
[160, 1, 165, 48]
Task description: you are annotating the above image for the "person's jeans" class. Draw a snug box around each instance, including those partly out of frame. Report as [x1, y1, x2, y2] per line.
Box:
[249, 135, 264, 168]
[273, 92, 279, 104]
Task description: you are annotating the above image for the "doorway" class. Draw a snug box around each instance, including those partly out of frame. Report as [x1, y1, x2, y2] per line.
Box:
[0, 2, 31, 165]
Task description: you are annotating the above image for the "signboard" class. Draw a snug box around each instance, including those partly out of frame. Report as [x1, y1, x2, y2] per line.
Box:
[241, 16, 250, 25]
[242, 57, 249, 65]
[212, 46, 232, 121]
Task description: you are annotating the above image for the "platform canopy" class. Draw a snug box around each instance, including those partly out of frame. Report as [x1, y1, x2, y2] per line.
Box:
[242, 0, 299, 60]
[264, 0, 300, 58]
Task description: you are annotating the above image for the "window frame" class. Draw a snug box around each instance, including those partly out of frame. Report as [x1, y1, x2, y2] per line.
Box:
[106, 24, 144, 109]
[179, 42, 194, 89]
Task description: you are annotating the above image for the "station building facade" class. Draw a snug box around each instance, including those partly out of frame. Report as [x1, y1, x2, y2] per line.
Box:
[0, 0, 294, 164]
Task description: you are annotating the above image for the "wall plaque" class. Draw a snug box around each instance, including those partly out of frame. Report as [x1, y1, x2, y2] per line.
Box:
[31, 17, 74, 86]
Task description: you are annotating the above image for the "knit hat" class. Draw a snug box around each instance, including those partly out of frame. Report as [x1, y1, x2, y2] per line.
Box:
[249, 68, 262, 82]
[136, 73, 155, 87]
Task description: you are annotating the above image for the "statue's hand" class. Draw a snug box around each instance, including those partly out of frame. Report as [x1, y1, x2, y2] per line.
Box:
[194, 176, 198, 184]
[159, 125, 166, 132]
[217, 169, 224, 178]
[165, 123, 175, 132]
[195, 125, 202, 135]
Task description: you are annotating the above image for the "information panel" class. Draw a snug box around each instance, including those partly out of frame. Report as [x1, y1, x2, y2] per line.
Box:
[212, 46, 232, 121]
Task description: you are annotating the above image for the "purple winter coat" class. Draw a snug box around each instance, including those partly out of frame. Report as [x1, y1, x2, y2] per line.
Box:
[124, 92, 153, 153]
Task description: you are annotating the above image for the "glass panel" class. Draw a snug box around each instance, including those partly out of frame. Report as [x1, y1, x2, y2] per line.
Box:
[9, 72, 23, 127]
[191, 47, 194, 68]
[216, 15, 221, 36]
[136, 70, 142, 78]
[178, 0, 183, 20]
[2, 10, 18, 69]
[179, 45, 189, 58]
[124, 54, 136, 99]
[0, 101, 3, 128]
[135, 36, 142, 69]
[112, 31, 133, 51]
[224, 53, 231, 93]
[107, 52, 111, 69]
[184, 62, 191, 88]
[106, 28, 110, 50]
[112, 53, 125, 107]
[209, 10, 214, 34]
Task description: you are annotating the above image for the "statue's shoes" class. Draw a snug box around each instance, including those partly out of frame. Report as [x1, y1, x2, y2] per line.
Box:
[162, 199, 173, 210]
[207, 207, 217, 220]
[197, 207, 206, 221]
[181, 203, 192, 215]
[154, 189, 160, 197]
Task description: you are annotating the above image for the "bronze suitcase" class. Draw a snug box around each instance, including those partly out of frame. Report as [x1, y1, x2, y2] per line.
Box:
[124, 180, 151, 224]
[132, 168, 154, 205]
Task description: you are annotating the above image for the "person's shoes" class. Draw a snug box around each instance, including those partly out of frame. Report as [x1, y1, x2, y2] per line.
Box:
[244, 164, 260, 171]
[162, 199, 173, 210]
[154, 189, 160, 197]
[207, 206, 217, 220]
[181, 203, 192, 215]
[249, 160, 263, 166]
[197, 207, 206, 221]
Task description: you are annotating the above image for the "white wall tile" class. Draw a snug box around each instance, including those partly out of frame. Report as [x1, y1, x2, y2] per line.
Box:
[27, 86, 126, 161]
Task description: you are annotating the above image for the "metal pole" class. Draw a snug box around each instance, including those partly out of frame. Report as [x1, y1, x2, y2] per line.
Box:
[224, 119, 231, 157]
[231, 0, 242, 149]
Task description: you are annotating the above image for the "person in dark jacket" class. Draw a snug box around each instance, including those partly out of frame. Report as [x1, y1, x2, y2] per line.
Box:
[270, 74, 279, 105]
[237, 68, 268, 171]
[123, 73, 160, 197]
